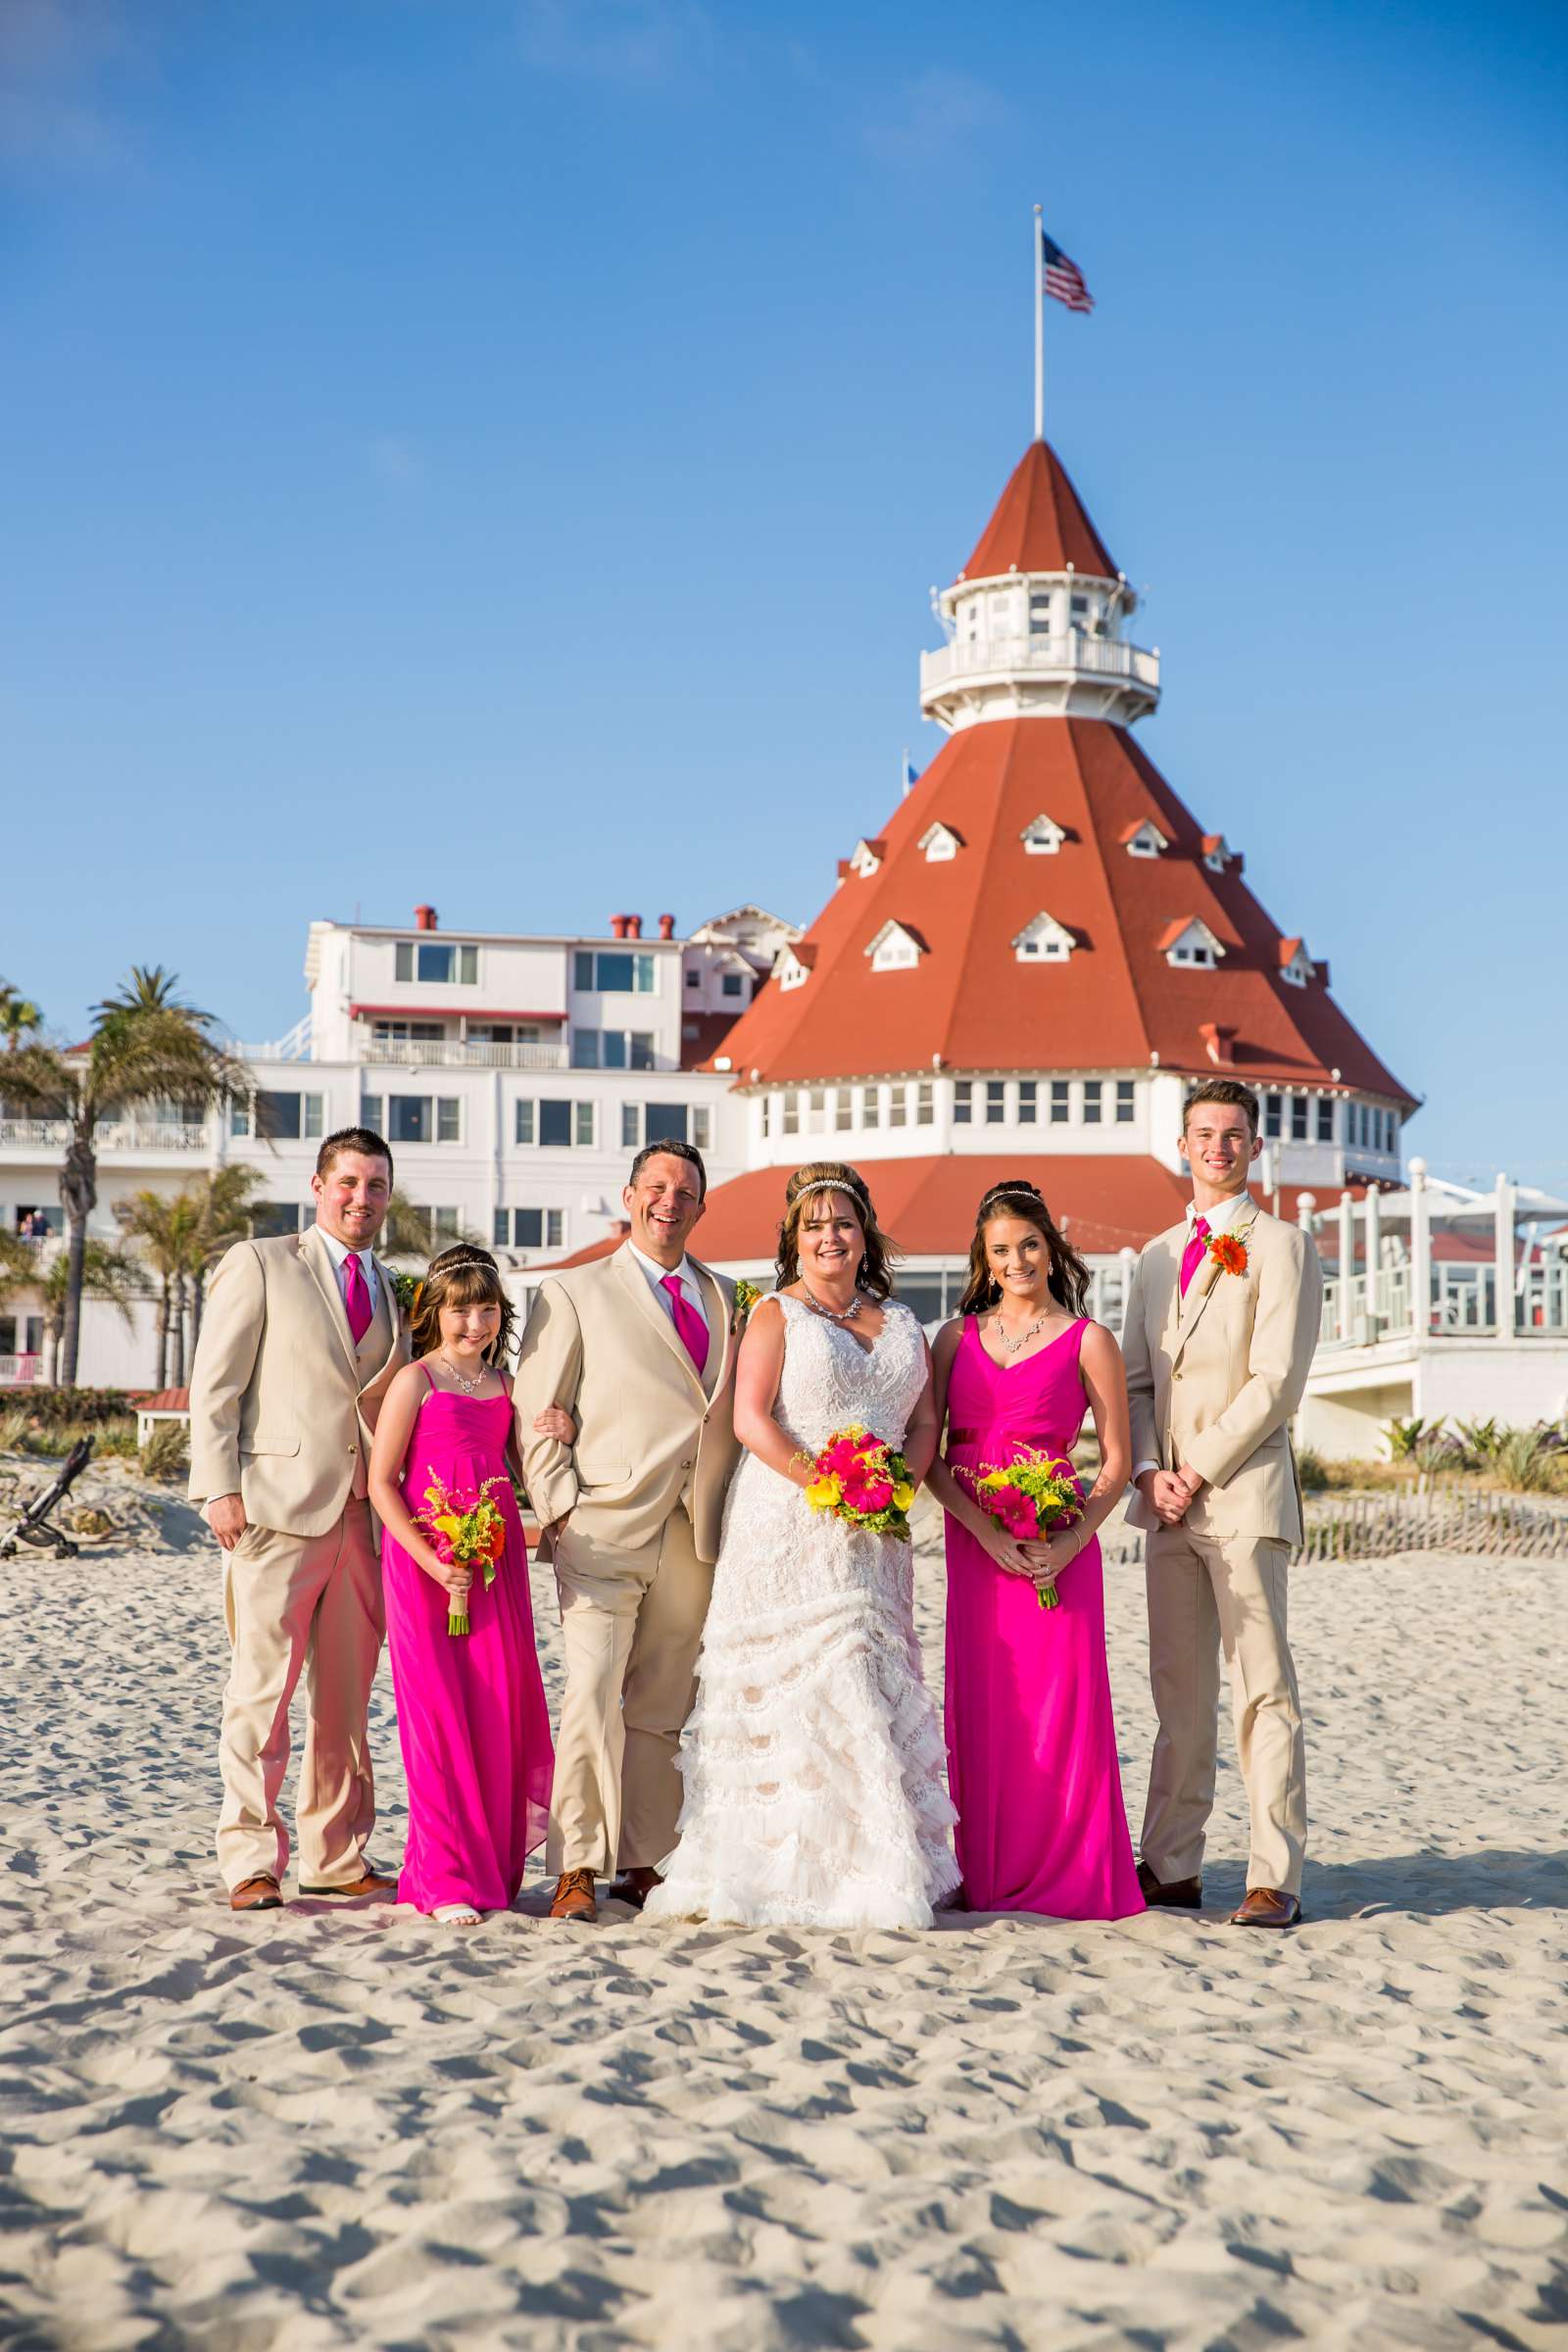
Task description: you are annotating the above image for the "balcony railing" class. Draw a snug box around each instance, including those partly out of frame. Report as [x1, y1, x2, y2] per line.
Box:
[1319, 1262, 1568, 1345]
[0, 1118, 211, 1154]
[0, 1354, 45, 1387]
[360, 1039, 571, 1071]
[921, 632, 1161, 694]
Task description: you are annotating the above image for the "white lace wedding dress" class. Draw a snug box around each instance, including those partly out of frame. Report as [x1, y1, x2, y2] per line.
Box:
[644, 1295, 959, 1931]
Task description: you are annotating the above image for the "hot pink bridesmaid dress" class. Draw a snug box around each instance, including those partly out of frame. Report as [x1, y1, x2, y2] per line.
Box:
[381, 1380, 554, 1913]
[943, 1318, 1145, 1920]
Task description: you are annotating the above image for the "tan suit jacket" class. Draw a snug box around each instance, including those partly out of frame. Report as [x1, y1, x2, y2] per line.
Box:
[515, 1245, 741, 1562]
[188, 1226, 407, 1538]
[1122, 1199, 1322, 1546]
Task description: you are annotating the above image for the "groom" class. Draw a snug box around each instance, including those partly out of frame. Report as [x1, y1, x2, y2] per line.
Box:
[1123, 1079, 1323, 1929]
[516, 1140, 741, 1924]
[188, 1127, 408, 1911]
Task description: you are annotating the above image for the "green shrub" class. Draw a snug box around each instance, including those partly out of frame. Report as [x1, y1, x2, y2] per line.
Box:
[1494, 1425, 1564, 1494]
[0, 1386, 136, 1428]
[139, 1421, 190, 1482]
[1453, 1416, 1501, 1465]
[0, 1408, 31, 1454]
[1296, 1446, 1329, 1493]
[1383, 1416, 1430, 1460]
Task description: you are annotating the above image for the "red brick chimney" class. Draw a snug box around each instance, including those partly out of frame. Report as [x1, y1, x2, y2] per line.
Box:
[625, 914, 644, 939]
[1200, 1021, 1238, 1067]
[609, 914, 630, 939]
[414, 904, 437, 931]
[657, 913, 676, 940]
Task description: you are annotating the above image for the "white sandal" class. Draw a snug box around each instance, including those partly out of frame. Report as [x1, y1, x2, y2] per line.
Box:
[433, 1903, 481, 1927]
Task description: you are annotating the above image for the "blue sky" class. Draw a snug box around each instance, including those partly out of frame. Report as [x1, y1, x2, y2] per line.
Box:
[5, 0, 1564, 1184]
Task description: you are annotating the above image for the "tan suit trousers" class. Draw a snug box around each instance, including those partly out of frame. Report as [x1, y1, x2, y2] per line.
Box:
[216, 1498, 384, 1889]
[1141, 1519, 1306, 1897]
[548, 1505, 711, 1877]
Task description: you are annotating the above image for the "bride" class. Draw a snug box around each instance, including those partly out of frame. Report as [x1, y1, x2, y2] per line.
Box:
[645, 1161, 958, 1931]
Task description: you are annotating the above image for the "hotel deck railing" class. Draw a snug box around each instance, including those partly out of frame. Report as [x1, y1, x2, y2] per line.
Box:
[1319, 1262, 1568, 1345]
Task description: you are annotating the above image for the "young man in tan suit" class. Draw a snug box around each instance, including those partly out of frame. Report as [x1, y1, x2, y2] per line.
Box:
[517, 1140, 741, 1924]
[188, 1129, 408, 1912]
[1122, 1080, 1323, 1929]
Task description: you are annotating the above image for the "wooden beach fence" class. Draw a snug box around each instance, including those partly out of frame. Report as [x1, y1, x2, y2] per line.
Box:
[1298, 1483, 1568, 1563]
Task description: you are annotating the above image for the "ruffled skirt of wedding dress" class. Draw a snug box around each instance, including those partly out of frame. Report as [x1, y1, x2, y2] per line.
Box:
[644, 1459, 959, 1931]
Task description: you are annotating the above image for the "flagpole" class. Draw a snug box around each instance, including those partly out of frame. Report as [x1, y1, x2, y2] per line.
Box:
[1033, 203, 1045, 442]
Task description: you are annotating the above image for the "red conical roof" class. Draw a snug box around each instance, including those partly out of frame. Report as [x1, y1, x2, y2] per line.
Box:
[958, 440, 1119, 582]
[706, 716, 1416, 1106]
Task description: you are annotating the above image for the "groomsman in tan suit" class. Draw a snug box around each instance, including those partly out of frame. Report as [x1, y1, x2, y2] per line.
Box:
[188, 1128, 408, 1912]
[1123, 1079, 1323, 1929]
[517, 1140, 741, 1925]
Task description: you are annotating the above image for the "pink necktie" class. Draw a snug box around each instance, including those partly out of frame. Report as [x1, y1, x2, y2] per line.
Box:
[1179, 1216, 1210, 1299]
[342, 1251, 374, 1345]
[661, 1274, 709, 1373]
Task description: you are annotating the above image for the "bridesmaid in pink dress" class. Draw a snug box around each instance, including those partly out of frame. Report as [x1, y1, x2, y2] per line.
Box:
[929, 1180, 1145, 1921]
[368, 1248, 561, 1925]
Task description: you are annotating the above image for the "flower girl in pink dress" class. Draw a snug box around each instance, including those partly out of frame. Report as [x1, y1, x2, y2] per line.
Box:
[928, 1181, 1145, 1921]
[369, 1247, 564, 1926]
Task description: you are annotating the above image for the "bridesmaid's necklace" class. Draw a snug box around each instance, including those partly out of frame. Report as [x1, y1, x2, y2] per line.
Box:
[438, 1352, 487, 1394]
[993, 1305, 1054, 1356]
[801, 1282, 862, 1323]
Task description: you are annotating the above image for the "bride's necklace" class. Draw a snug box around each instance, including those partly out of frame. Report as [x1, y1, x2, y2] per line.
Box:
[993, 1305, 1054, 1356]
[438, 1352, 487, 1394]
[802, 1282, 862, 1324]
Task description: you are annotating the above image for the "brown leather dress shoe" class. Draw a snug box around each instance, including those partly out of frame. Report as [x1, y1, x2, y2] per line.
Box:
[1137, 1860, 1202, 1908]
[1230, 1886, 1301, 1928]
[229, 1873, 282, 1912]
[298, 1868, 398, 1897]
[550, 1869, 598, 1923]
[607, 1865, 662, 1911]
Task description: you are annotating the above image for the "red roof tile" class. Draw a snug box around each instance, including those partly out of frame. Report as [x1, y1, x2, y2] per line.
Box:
[958, 441, 1120, 582]
[706, 716, 1416, 1105]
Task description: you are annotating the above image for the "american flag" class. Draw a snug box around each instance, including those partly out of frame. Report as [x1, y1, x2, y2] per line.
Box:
[1041, 233, 1094, 315]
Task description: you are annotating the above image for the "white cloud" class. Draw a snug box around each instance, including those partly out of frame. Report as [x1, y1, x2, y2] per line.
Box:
[0, 0, 162, 168]
[369, 434, 423, 487]
[516, 0, 714, 84]
[864, 68, 1009, 165]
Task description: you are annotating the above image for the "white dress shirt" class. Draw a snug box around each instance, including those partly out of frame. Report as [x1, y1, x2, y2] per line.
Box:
[1130, 1192, 1255, 1484]
[317, 1224, 381, 1321]
[627, 1241, 710, 1343]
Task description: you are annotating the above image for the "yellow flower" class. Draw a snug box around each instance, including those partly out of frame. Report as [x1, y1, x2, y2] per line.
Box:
[892, 1482, 915, 1512]
[434, 1513, 465, 1541]
[807, 1473, 843, 1510]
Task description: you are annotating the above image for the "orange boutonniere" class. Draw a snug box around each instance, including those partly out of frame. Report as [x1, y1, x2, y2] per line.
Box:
[1207, 1232, 1249, 1277]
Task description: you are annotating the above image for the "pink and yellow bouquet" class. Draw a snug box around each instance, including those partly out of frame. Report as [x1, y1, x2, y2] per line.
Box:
[414, 1470, 509, 1636]
[805, 1425, 916, 1542]
[958, 1447, 1085, 1610]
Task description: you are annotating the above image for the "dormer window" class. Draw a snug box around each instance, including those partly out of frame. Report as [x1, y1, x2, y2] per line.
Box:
[1121, 819, 1170, 859]
[1021, 813, 1066, 856]
[849, 838, 886, 879]
[1158, 917, 1225, 970]
[1201, 833, 1231, 873]
[918, 821, 964, 863]
[776, 943, 815, 993]
[866, 920, 925, 974]
[1279, 938, 1315, 989]
[1012, 911, 1076, 964]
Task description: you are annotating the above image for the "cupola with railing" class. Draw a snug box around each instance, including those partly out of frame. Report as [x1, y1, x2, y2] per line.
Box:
[919, 440, 1160, 732]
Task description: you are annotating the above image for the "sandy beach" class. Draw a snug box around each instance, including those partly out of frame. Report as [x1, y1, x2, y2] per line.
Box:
[2, 1478, 1564, 2350]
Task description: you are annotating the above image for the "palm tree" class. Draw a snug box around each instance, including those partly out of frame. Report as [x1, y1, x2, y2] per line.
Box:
[0, 1228, 34, 1310]
[191, 1162, 264, 1354]
[380, 1190, 483, 1265]
[115, 1190, 200, 1388]
[0, 981, 42, 1055]
[39, 1242, 147, 1385]
[1, 974, 246, 1384]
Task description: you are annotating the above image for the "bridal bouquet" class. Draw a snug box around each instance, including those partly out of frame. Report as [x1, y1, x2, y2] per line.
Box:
[958, 1448, 1085, 1611]
[414, 1470, 509, 1636]
[805, 1425, 916, 1541]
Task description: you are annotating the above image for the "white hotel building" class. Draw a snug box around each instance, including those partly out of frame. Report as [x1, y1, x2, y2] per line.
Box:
[0, 904, 794, 1388]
